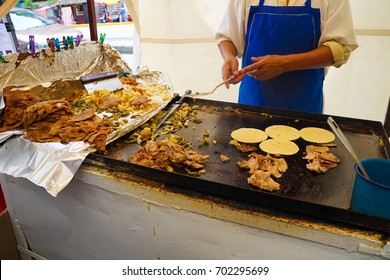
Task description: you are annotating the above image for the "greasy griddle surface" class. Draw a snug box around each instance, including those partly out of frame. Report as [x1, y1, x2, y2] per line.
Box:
[89, 98, 390, 233]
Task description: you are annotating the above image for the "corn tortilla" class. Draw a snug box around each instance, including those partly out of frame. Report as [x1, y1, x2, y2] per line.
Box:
[259, 139, 299, 156]
[299, 127, 335, 143]
[265, 125, 300, 141]
[230, 128, 268, 143]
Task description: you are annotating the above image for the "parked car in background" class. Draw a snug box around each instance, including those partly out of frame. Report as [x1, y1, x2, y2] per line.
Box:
[9, 8, 83, 52]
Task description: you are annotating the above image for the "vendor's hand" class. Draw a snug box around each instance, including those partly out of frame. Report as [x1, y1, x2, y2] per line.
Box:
[241, 55, 286, 81]
[222, 56, 242, 89]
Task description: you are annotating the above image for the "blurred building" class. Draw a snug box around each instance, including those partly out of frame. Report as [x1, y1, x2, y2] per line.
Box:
[28, 0, 129, 24]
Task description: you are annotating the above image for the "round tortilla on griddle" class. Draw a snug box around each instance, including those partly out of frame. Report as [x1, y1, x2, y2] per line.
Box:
[259, 139, 299, 156]
[265, 125, 300, 141]
[230, 128, 268, 143]
[299, 127, 335, 143]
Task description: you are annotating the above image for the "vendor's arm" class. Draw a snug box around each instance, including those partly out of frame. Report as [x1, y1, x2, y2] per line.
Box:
[240, 38, 356, 81]
[218, 40, 245, 88]
[241, 45, 334, 81]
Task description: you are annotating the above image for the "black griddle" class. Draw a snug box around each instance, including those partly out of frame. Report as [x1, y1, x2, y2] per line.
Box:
[86, 98, 390, 233]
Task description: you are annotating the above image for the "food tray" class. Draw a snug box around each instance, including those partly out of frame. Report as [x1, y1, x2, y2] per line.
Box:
[86, 98, 390, 233]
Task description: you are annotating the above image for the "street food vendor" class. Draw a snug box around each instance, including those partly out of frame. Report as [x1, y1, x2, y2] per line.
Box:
[216, 0, 358, 113]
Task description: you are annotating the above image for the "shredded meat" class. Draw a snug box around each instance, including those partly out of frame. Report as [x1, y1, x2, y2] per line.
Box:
[140, 127, 153, 139]
[237, 153, 287, 191]
[236, 143, 257, 153]
[120, 76, 139, 86]
[247, 170, 280, 191]
[303, 145, 340, 173]
[0, 89, 42, 132]
[50, 110, 112, 152]
[23, 101, 111, 151]
[130, 95, 150, 106]
[96, 96, 121, 110]
[237, 153, 288, 178]
[129, 138, 209, 175]
[22, 100, 72, 127]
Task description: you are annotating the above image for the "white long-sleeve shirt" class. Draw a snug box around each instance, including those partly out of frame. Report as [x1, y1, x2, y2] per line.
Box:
[216, 0, 358, 67]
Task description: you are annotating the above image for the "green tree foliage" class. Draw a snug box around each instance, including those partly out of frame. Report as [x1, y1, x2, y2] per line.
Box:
[23, 0, 58, 9]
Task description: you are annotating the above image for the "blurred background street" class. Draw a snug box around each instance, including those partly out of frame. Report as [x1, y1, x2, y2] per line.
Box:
[73, 22, 136, 68]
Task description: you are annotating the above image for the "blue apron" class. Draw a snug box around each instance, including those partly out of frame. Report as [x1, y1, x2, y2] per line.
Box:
[239, 0, 324, 113]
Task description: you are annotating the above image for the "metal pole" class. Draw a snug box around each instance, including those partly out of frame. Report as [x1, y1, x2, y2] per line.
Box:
[86, 0, 98, 41]
[0, 0, 21, 53]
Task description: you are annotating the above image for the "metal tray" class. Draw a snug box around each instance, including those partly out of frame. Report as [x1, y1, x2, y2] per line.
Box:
[86, 98, 390, 233]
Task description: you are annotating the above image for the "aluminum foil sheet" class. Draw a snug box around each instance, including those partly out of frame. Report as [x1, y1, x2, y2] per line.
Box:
[0, 41, 132, 92]
[0, 137, 94, 197]
[0, 43, 174, 197]
[0, 41, 131, 110]
[0, 130, 23, 143]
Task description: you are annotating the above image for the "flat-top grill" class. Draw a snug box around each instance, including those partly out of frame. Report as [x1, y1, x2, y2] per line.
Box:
[86, 98, 390, 233]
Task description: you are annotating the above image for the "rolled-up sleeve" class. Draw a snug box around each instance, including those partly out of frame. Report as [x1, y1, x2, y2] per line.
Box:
[215, 0, 250, 58]
[322, 40, 355, 68]
[319, 0, 358, 67]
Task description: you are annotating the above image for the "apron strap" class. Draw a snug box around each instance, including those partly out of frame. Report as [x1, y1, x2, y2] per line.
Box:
[258, 0, 311, 7]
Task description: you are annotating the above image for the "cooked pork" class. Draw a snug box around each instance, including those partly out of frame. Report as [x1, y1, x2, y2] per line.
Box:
[237, 153, 288, 178]
[96, 96, 121, 110]
[129, 137, 209, 175]
[303, 145, 340, 173]
[247, 170, 280, 191]
[23, 100, 111, 151]
[236, 143, 258, 153]
[237, 152, 287, 191]
[220, 155, 230, 162]
[130, 95, 150, 106]
[0, 89, 42, 132]
[22, 100, 72, 127]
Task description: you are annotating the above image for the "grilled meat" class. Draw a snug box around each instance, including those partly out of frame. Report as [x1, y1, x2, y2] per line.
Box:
[303, 145, 340, 173]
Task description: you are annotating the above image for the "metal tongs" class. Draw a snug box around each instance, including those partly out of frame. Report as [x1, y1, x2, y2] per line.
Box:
[190, 76, 235, 96]
[327, 116, 370, 180]
[155, 90, 192, 129]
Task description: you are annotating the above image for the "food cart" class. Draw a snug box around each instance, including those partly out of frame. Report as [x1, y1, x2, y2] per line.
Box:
[1, 41, 389, 259]
[1, 124, 390, 260]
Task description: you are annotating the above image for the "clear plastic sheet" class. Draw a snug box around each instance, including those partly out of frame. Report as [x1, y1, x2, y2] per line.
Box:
[0, 42, 174, 196]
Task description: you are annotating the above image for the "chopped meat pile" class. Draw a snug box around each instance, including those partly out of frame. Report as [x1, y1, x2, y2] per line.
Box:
[236, 143, 258, 153]
[49, 107, 112, 151]
[130, 95, 150, 106]
[303, 145, 340, 173]
[23, 100, 71, 143]
[237, 153, 288, 191]
[23, 100, 72, 128]
[237, 153, 288, 178]
[96, 96, 121, 110]
[129, 137, 209, 175]
[23, 101, 112, 152]
[120, 76, 139, 86]
[229, 139, 257, 153]
[0, 89, 42, 132]
[248, 170, 281, 192]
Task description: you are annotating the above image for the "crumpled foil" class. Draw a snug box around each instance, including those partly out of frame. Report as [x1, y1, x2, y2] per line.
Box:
[0, 130, 23, 143]
[0, 137, 95, 197]
[0, 41, 132, 94]
[0, 42, 174, 197]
